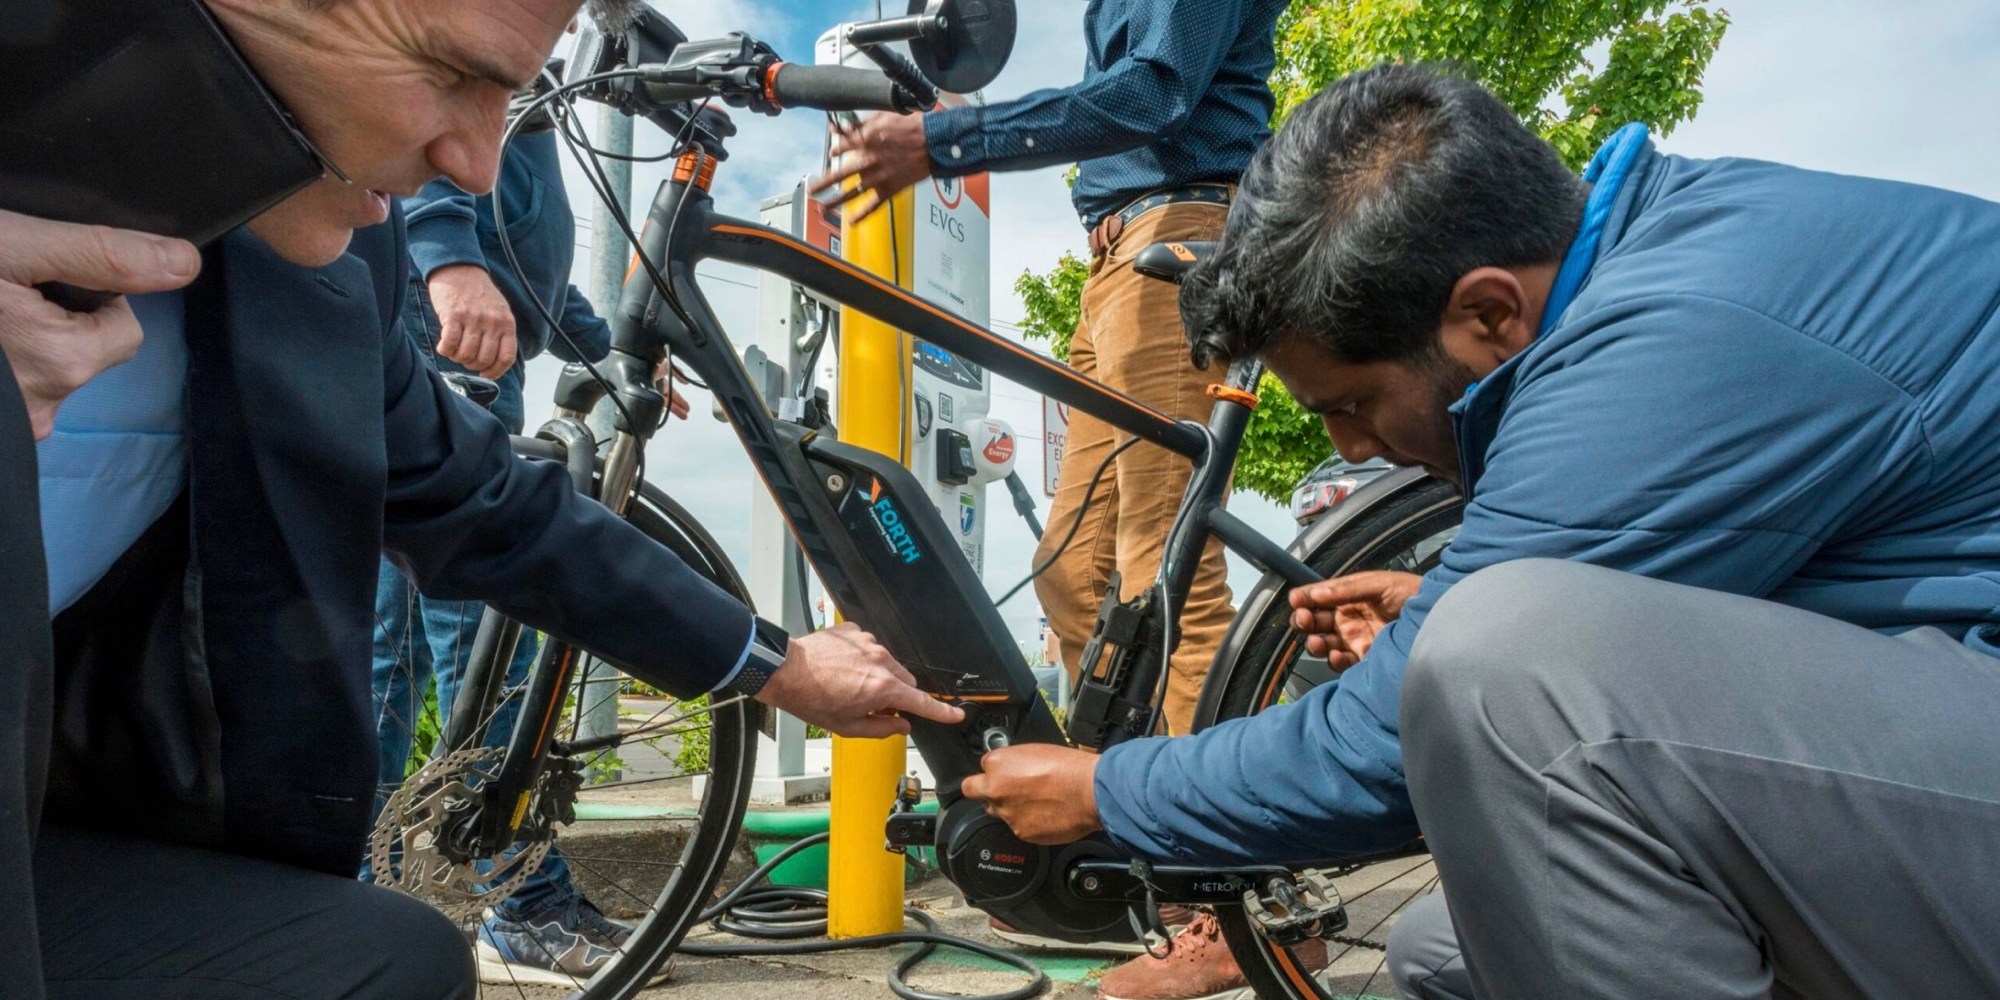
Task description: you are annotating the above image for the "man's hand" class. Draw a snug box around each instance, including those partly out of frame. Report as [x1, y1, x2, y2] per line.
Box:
[0, 210, 200, 439]
[654, 359, 692, 421]
[428, 264, 518, 379]
[1289, 570, 1424, 667]
[755, 621, 965, 739]
[809, 113, 933, 221]
[960, 744, 1104, 845]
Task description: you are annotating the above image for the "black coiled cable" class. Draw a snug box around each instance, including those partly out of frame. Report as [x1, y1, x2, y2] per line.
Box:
[677, 832, 1049, 1000]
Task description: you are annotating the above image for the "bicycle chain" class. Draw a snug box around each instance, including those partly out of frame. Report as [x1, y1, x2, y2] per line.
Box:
[367, 746, 553, 921]
[1328, 933, 1388, 952]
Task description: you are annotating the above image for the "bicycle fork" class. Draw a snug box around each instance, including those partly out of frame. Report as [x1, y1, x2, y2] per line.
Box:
[437, 373, 664, 863]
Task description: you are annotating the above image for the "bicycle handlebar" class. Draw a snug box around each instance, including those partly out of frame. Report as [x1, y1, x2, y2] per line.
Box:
[766, 63, 918, 114]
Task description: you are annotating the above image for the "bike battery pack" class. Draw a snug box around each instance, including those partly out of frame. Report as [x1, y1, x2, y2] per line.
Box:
[765, 424, 1065, 778]
[1, 0, 323, 248]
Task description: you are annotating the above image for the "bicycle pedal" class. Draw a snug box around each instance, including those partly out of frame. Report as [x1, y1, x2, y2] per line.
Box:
[1243, 871, 1346, 946]
[885, 775, 936, 855]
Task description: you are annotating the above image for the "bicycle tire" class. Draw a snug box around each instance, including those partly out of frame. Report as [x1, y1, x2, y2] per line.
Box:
[1193, 473, 1464, 1000]
[370, 478, 759, 1000]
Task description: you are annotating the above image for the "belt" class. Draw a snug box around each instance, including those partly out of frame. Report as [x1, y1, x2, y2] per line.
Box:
[1086, 184, 1234, 257]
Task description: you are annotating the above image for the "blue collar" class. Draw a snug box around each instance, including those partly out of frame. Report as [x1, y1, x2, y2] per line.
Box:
[1539, 122, 1651, 337]
[1459, 124, 1651, 405]
[1450, 124, 1652, 485]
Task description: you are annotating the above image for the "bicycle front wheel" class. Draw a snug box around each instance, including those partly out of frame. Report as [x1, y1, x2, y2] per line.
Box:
[1195, 471, 1464, 1000]
[369, 480, 759, 1000]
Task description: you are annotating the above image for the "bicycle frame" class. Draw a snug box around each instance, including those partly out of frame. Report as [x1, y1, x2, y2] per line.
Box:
[589, 159, 1310, 724]
[468, 146, 1324, 944]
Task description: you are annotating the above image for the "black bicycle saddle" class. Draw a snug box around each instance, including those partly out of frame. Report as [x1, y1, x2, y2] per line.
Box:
[440, 371, 501, 411]
[1132, 240, 1217, 285]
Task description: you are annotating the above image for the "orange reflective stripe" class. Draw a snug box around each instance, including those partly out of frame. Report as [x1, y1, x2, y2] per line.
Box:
[1207, 383, 1259, 410]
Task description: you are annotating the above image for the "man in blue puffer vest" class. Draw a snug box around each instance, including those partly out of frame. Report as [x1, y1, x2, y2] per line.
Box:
[961, 63, 2000, 999]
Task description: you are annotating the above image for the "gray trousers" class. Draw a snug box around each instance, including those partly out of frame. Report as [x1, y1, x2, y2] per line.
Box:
[1388, 559, 2000, 1000]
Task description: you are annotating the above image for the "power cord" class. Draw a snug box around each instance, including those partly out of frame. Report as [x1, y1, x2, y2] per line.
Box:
[994, 435, 1140, 607]
[677, 832, 1049, 1000]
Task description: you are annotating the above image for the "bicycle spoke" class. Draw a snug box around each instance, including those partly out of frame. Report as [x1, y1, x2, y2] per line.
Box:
[556, 855, 689, 870]
[569, 771, 707, 794]
[612, 694, 745, 742]
[1349, 872, 1441, 1000]
[561, 853, 665, 917]
[1342, 857, 1436, 905]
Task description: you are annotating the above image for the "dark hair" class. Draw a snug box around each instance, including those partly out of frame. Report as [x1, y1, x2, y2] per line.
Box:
[1182, 63, 1587, 368]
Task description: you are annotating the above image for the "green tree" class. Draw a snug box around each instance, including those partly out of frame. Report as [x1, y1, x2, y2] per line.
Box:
[1013, 0, 1729, 501]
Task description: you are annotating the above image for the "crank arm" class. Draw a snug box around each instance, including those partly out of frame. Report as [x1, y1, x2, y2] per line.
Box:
[1065, 860, 1348, 946]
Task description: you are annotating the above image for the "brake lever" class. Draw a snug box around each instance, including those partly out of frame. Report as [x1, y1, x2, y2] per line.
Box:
[854, 43, 941, 109]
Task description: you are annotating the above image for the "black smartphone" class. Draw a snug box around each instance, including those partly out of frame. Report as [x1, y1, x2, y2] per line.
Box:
[0, 0, 326, 309]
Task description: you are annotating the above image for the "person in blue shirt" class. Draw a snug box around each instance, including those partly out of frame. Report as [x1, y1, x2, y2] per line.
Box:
[813, 2, 1297, 994]
[962, 63, 2000, 999]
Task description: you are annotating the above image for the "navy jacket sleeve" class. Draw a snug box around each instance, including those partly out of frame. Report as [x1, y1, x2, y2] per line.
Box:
[377, 322, 752, 697]
[549, 283, 612, 364]
[1090, 295, 1934, 865]
[402, 181, 487, 281]
[925, 0, 1256, 176]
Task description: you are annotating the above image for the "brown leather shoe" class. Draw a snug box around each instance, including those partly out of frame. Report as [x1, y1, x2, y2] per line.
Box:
[1095, 912, 1328, 1000]
[986, 907, 1193, 956]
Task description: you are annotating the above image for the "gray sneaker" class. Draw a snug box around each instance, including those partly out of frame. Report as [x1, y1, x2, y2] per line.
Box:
[474, 898, 635, 987]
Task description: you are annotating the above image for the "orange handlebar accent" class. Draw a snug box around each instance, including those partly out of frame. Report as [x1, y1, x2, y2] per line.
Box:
[673, 153, 718, 191]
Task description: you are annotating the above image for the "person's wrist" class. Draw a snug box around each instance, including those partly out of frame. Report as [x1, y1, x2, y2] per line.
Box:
[1075, 753, 1103, 830]
[427, 262, 491, 290]
[923, 107, 972, 176]
[725, 619, 791, 699]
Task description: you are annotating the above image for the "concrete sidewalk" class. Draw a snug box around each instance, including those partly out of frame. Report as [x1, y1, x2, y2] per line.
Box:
[475, 698, 1427, 1000]
[479, 863, 1430, 1000]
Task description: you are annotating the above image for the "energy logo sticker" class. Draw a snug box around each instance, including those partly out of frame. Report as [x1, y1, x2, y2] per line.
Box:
[934, 174, 963, 210]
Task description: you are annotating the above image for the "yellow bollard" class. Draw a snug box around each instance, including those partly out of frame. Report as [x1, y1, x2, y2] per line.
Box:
[827, 185, 917, 938]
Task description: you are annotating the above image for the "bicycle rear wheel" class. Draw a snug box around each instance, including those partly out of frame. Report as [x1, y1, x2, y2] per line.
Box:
[1193, 471, 1464, 1000]
[369, 479, 759, 1000]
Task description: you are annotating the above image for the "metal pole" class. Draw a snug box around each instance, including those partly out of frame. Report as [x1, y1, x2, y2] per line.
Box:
[749, 190, 826, 803]
[579, 104, 635, 777]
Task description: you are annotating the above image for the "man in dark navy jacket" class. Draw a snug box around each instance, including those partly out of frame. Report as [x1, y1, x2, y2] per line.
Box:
[0, 2, 960, 998]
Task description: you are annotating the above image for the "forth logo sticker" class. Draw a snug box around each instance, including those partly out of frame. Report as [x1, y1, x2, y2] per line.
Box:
[868, 490, 924, 565]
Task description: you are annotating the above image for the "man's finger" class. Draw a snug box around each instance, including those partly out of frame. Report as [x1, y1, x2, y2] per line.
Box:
[890, 686, 965, 726]
[959, 772, 990, 802]
[434, 317, 464, 360]
[1292, 576, 1387, 608]
[808, 160, 864, 197]
[485, 331, 517, 379]
[0, 211, 200, 293]
[469, 327, 503, 375]
[1292, 607, 1341, 632]
[847, 191, 886, 222]
[817, 181, 868, 211]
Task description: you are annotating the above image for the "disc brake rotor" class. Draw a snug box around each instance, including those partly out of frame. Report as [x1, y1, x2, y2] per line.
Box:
[368, 746, 553, 921]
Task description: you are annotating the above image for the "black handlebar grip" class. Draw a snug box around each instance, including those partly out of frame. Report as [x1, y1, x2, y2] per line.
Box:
[768, 63, 907, 113]
[36, 282, 118, 313]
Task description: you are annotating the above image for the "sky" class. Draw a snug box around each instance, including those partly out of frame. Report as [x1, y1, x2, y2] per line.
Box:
[521, 0, 2000, 649]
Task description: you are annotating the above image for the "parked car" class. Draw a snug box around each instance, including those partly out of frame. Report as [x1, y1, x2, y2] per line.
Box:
[1289, 456, 1394, 527]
